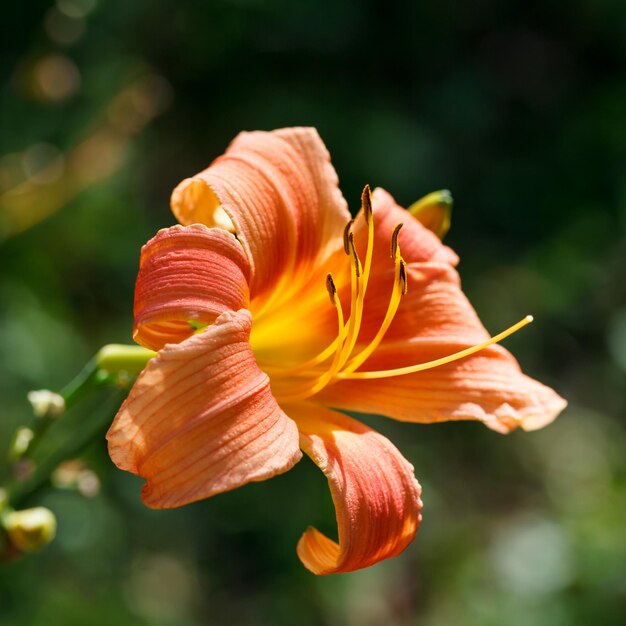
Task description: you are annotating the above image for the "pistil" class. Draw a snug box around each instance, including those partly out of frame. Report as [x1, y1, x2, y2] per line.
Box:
[336, 315, 534, 380]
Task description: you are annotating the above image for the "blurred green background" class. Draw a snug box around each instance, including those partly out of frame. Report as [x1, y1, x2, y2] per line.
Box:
[1, 0, 625, 624]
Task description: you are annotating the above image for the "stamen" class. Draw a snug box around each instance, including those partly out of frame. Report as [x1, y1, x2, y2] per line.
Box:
[360, 185, 375, 284]
[337, 315, 534, 380]
[270, 189, 533, 405]
[272, 188, 376, 398]
[337, 232, 363, 366]
[266, 217, 360, 382]
[337, 189, 374, 368]
[343, 255, 407, 374]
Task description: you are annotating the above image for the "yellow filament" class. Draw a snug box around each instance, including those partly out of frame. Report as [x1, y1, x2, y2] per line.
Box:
[337, 192, 374, 368]
[337, 232, 362, 364]
[360, 185, 375, 287]
[342, 255, 405, 374]
[337, 315, 534, 380]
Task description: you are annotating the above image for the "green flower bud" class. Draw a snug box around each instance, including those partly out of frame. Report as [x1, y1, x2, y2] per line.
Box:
[408, 189, 453, 239]
[9, 427, 34, 460]
[95, 344, 155, 386]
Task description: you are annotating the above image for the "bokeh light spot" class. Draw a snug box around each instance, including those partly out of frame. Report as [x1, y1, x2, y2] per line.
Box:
[34, 54, 81, 102]
[44, 8, 86, 46]
[56, 0, 97, 19]
[490, 515, 573, 596]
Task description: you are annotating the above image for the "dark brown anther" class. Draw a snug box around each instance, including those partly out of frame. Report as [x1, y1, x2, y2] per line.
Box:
[361, 184, 373, 225]
[390, 223, 404, 259]
[399, 259, 408, 295]
[343, 219, 354, 255]
[348, 233, 361, 277]
[326, 273, 337, 305]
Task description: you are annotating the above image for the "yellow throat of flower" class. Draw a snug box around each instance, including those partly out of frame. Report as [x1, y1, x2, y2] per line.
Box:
[257, 185, 533, 404]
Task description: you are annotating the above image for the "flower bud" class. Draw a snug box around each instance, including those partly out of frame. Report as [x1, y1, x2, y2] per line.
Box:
[95, 344, 154, 387]
[408, 189, 453, 239]
[9, 427, 34, 459]
[27, 389, 65, 419]
[52, 460, 101, 497]
[3, 507, 57, 553]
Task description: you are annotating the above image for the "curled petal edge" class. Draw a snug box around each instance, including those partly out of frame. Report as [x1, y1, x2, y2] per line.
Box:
[286, 403, 422, 575]
[133, 224, 250, 351]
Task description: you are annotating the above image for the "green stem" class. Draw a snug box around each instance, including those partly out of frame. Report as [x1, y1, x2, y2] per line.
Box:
[24, 360, 99, 460]
[4, 344, 153, 507]
[60, 358, 100, 410]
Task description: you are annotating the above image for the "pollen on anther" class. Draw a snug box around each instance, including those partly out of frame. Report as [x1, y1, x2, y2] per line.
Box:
[398, 259, 408, 295]
[361, 184, 373, 225]
[390, 223, 404, 260]
[343, 219, 354, 255]
[347, 233, 361, 277]
[326, 273, 337, 305]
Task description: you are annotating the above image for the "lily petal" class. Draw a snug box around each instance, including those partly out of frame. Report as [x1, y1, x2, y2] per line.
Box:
[287, 404, 422, 575]
[321, 262, 566, 433]
[107, 309, 302, 508]
[133, 224, 250, 351]
[171, 127, 350, 299]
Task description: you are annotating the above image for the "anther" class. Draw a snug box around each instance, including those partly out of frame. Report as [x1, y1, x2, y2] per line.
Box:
[361, 184, 373, 225]
[398, 259, 408, 295]
[343, 220, 354, 255]
[390, 223, 403, 260]
[347, 233, 361, 277]
[326, 273, 337, 305]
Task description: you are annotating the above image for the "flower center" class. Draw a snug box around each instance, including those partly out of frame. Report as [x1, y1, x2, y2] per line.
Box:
[260, 185, 532, 404]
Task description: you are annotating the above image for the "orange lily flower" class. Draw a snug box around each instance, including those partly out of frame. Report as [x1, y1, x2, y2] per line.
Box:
[106, 127, 566, 575]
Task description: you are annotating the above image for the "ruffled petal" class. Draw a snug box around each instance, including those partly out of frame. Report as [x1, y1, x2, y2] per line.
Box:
[319, 262, 566, 433]
[107, 309, 302, 508]
[170, 127, 350, 299]
[287, 404, 422, 575]
[352, 187, 459, 267]
[133, 224, 250, 351]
